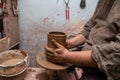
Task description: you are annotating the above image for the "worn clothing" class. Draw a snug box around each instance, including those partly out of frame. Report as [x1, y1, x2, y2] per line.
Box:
[80, 68, 107, 80]
[81, 0, 120, 80]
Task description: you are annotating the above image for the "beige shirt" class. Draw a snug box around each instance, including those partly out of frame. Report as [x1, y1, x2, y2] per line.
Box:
[81, 0, 120, 80]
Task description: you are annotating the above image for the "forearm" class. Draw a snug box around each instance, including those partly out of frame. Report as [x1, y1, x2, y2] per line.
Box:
[67, 34, 86, 48]
[65, 50, 97, 68]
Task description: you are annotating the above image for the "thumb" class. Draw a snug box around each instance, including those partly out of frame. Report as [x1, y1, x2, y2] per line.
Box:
[52, 39, 64, 48]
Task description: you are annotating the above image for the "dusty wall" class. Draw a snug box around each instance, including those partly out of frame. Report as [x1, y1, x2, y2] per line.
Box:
[18, 0, 98, 66]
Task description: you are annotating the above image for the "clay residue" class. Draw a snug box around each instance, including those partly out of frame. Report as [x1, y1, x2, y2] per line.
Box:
[35, 72, 50, 80]
[57, 13, 60, 16]
[28, 68, 36, 72]
[43, 17, 49, 25]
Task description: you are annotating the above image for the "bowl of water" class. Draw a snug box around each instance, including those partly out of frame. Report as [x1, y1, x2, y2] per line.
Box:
[0, 50, 29, 77]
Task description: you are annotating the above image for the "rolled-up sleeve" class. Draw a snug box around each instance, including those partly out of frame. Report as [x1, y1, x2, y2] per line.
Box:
[81, 20, 95, 38]
[91, 18, 120, 80]
[81, 0, 105, 38]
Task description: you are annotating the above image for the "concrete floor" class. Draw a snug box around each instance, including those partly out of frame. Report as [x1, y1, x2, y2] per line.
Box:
[0, 67, 83, 80]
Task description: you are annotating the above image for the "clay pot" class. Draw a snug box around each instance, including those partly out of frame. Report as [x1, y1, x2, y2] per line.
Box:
[46, 31, 67, 64]
[36, 32, 71, 70]
[47, 31, 66, 48]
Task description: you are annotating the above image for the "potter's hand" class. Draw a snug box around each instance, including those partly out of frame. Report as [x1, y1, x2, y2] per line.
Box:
[66, 34, 86, 49]
[45, 39, 69, 64]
